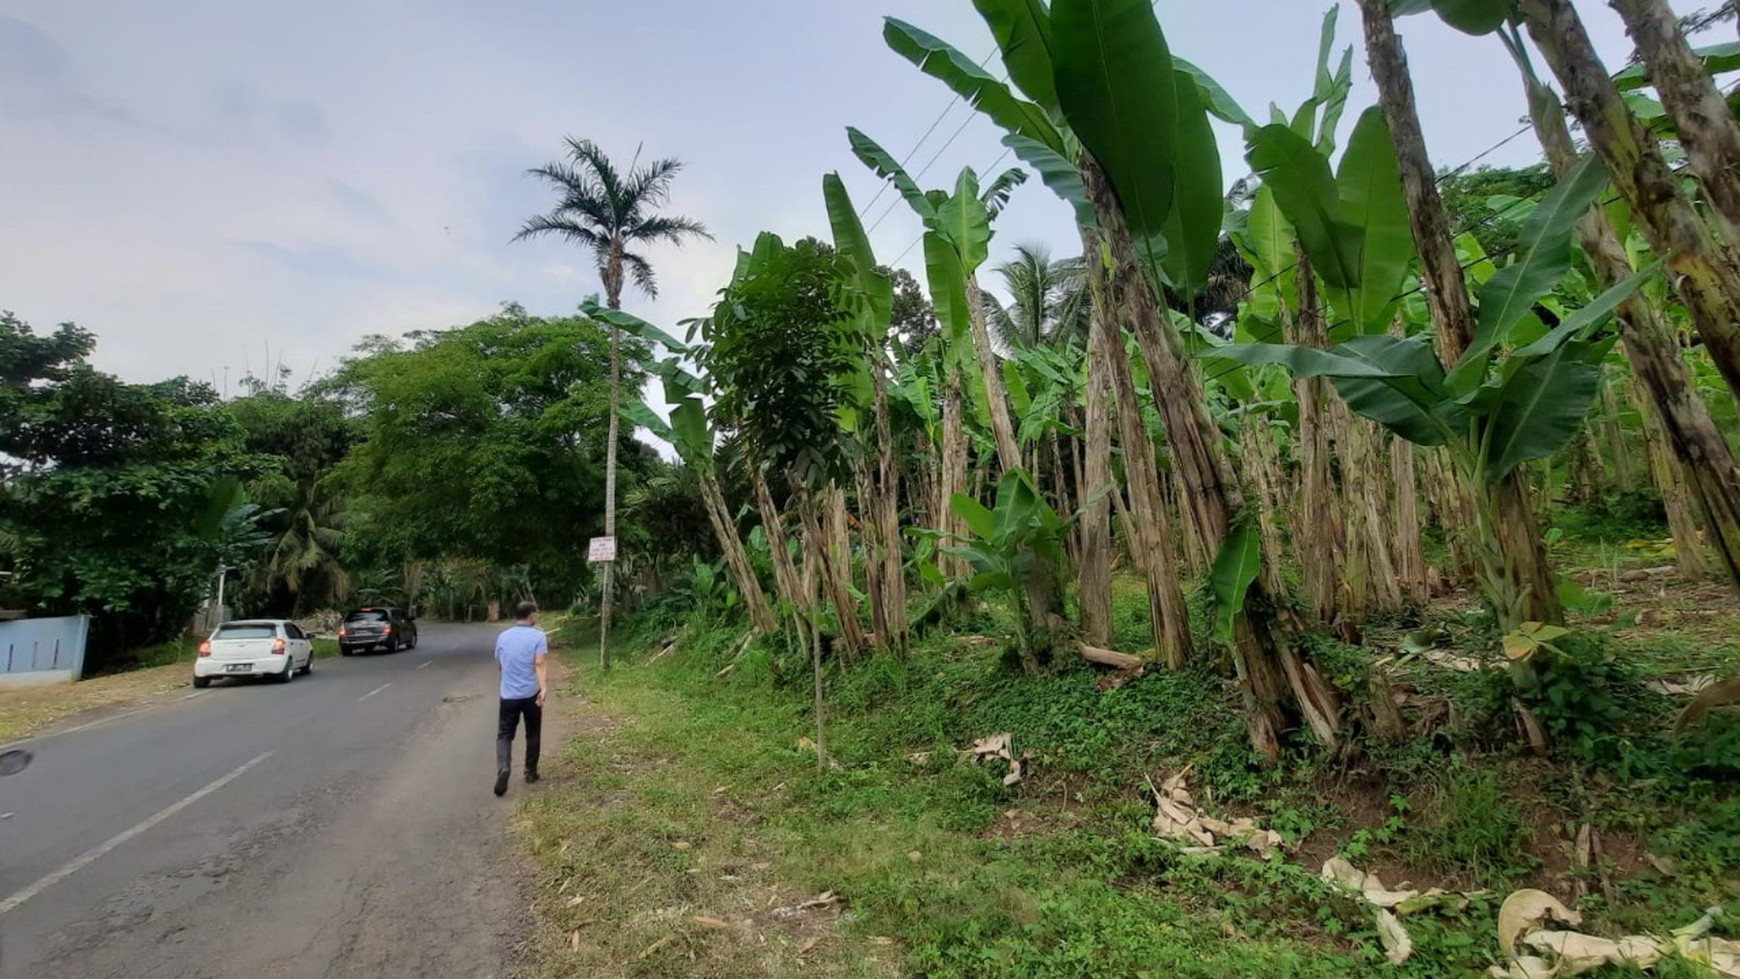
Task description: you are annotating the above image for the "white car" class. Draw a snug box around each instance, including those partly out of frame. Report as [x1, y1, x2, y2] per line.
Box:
[192, 619, 314, 688]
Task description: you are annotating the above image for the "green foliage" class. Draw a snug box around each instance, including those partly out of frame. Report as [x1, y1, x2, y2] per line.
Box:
[699, 234, 862, 491]
[331, 304, 638, 599]
[0, 312, 269, 661]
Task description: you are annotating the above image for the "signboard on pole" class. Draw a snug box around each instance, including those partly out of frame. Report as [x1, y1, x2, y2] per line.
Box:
[587, 536, 617, 563]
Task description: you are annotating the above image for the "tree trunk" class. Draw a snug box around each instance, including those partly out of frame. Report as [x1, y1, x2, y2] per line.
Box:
[967, 275, 1022, 474]
[1635, 376, 1713, 581]
[1291, 260, 1344, 622]
[1360, 0, 1562, 628]
[1598, 380, 1634, 490]
[699, 472, 776, 635]
[940, 368, 970, 580]
[1610, 0, 1740, 244]
[1242, 415, 1294, 589]
[1517, 54, 1740, 593]
[791, 477, 867, 658]
[1392, 439, 1429, 605]
[1350, 417, 1404, 612]
[1084, 227, 1191, 666]
[1078, 277, 1117, 647]
[1080, 156, 1338, 754]
[856, 464, 891, 651]
[871, 356, 909, 654]
[1520, 0, 1740, 401]
[754, 469, 804, 613]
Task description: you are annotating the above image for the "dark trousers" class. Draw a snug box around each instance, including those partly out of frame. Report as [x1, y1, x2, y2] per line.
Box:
[497, 696, 542, 775]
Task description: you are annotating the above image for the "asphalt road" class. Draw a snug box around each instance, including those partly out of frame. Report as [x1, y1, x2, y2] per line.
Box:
[0, 623, 536, 979]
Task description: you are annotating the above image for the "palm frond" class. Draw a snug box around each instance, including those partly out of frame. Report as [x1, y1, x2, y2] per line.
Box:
[623, 251, 659, 298]
[629, 214, 713, 246]
[512, 214, 610, 254]
[623, 157, 686, 211]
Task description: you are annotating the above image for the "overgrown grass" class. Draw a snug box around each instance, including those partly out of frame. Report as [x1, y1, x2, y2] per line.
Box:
[518, 573, 1740, 978]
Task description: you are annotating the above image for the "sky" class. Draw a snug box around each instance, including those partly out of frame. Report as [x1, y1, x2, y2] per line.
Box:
[0, 0, 1652, 398]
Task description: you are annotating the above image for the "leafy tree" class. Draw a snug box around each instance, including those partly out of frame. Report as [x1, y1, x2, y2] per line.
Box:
[0, 314, 265, 663]
[1438, 163, 1557, 259]
[333, 305, 646, 607]
[515, 137, 712, 665]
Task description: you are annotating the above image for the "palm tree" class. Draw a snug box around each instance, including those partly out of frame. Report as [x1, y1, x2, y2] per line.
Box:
[250, 477, 348, 614]
[980, 243, 1090, 352]
[514, 138, 711, 667]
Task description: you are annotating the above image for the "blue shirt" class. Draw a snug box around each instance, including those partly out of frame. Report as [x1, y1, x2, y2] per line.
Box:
[495, 624, 547, 700]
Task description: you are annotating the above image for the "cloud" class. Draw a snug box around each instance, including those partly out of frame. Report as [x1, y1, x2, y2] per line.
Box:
[0, 0, 1642, 397]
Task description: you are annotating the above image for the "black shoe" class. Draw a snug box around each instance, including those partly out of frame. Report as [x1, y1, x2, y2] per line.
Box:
[493, 770, 510, 797]
[525, 771, 541, 785]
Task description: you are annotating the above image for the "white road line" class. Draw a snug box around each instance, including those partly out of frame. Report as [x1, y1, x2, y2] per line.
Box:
[0, 704, 157, 752]
[417, 660, 433, 670]
[359, 683, 392, 701]
[0, 751, 272, 916]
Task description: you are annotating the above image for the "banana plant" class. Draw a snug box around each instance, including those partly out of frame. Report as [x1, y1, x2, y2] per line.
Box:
[912, 467, 1079, 676]
[1209, 155, 1659, 627]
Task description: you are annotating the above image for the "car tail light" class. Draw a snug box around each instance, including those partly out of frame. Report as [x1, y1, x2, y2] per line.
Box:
[198, 641, 211, 657]
[382, 625, 393, 635]
[337, 627, 347, 638]
[271, 637, 287, 654]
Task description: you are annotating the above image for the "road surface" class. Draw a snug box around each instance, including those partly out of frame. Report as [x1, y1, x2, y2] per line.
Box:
[0, 623, 538, 979]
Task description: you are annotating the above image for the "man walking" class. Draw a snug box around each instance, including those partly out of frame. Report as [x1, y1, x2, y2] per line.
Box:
[494, 601, 548, 797]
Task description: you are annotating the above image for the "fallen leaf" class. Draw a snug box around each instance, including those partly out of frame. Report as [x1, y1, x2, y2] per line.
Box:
[1498, 890, 1582, 960]
[1377, 908, 1414, 965]
[565, 895, 586, 908]
[693, 916, 731, 930]
[637, 935, 675, 959]
[569, 930, 581, 951]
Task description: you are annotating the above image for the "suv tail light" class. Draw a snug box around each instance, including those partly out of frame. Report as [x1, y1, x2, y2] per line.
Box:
[382, 625, 393, 635]
[337, 627, 347, 638]
[271, 637, 287, 654]
[198, 641, 212, 657]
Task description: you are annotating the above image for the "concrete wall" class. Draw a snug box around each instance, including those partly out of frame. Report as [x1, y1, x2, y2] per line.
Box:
[0, 615, 91, 686]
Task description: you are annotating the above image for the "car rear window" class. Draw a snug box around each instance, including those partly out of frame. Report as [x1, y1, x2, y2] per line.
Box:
[213, 625, 277, 640]
[345, 610, 389, 623]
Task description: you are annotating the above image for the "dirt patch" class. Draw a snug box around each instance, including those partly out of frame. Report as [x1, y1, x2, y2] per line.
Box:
[0, 663, 190, 743]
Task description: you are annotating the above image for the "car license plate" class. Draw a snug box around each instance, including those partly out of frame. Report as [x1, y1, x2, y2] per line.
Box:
[225, 663, 251, 673]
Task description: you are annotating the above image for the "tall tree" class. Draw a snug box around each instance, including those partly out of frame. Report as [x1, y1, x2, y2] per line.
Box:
[515, 138, 712, 668]
[981, 243, 1091, 350]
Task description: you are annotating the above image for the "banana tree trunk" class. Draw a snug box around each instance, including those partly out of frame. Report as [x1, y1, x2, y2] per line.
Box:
[871, 356, 909, 654]
[967, 275, 1023, 474]
[1598, 381, 1634, 490]
[940, 367, 970, 581]
[1361, 0, 1562, 628]
[1350, 417, 1404, 613]
[1079, 312, 1116, 646]
[1520, 57, 1740, 593]
[1392, 439, 1430, 605]
[1610, 0, 1740, 244]
[1520, 0, 1740, 401]
[1080, 157, 1338, 756]
[1291, 259, 1345, 622]
[754, 469, 804, 617]
[1242, 415, 1293, 585]
[856, 464, 891, 651]
[1083, 226, 1191, 666]
[1634, 376, 1713, 581]
[790, 477, 868, 660]
[699, 471, 777, 636]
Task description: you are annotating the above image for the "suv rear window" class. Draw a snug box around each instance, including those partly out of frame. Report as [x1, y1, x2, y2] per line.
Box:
[214, 625, 277, 640]
[345, 610, 389, 623]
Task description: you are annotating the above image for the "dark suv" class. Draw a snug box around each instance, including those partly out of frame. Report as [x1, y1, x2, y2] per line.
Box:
[338, 607, 418, 655]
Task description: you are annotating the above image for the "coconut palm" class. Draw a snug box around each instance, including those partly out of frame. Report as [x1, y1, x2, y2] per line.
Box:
[514, 138, 712, 667]
[980, 243, 1091, 353]
[251, 477, 348, 614]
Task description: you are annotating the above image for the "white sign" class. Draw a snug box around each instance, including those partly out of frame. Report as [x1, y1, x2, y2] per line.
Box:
[587, 536, 617, 563]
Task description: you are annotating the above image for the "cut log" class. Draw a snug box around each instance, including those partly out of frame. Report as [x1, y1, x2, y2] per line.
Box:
[1079, 643, 1145, 671]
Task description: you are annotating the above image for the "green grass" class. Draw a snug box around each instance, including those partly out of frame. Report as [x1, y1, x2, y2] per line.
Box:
[517, 572, 1740, 978]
